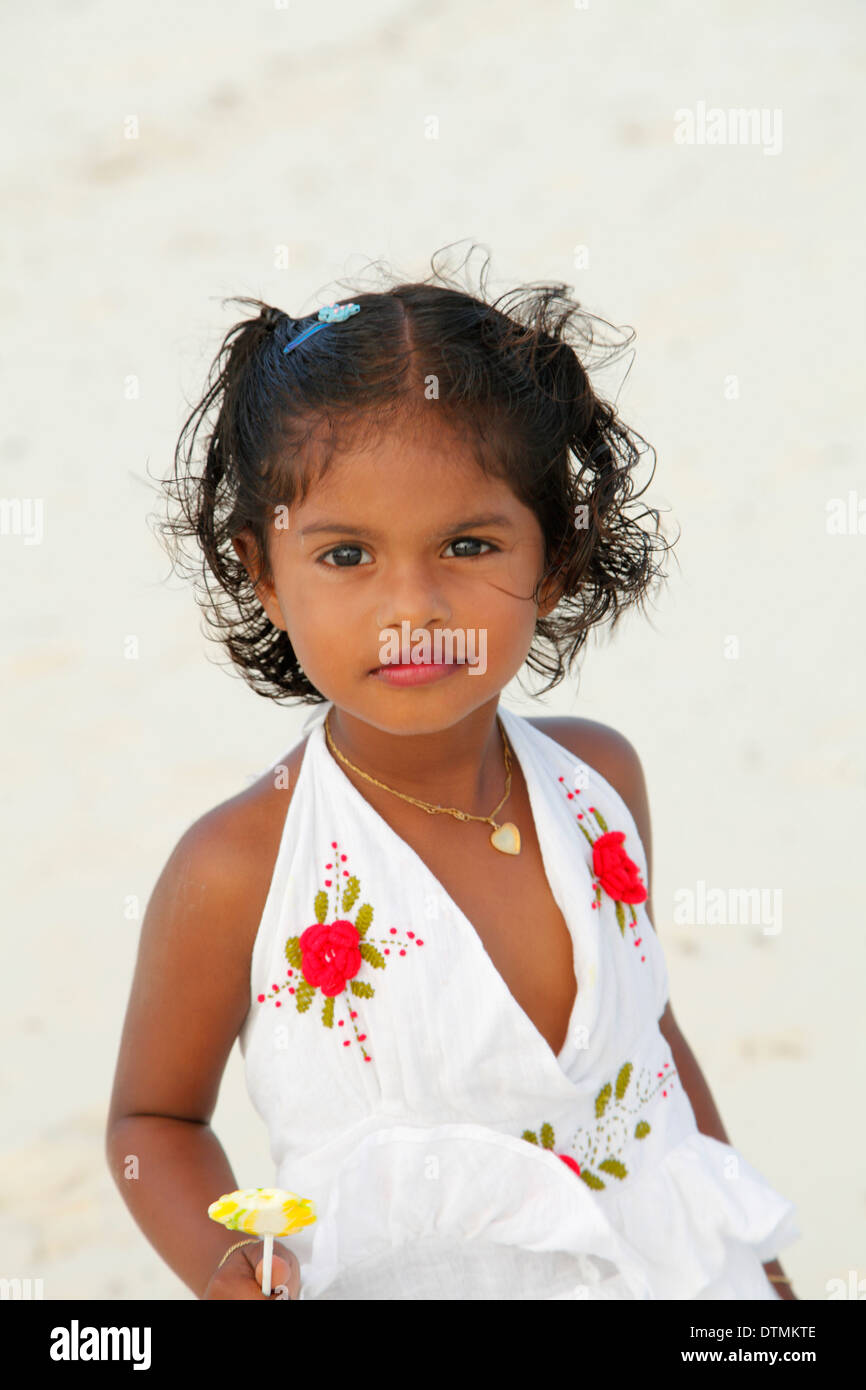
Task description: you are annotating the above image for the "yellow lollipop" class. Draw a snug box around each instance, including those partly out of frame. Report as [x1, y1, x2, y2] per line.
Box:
[208, 1187, 316, 1295]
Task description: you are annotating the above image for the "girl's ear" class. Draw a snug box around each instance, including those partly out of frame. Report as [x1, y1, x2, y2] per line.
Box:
[536, 544, 569, 618]
[232, 527, 287, 631]
[536, 577, 563, 619]
[231, 526, 261, 583]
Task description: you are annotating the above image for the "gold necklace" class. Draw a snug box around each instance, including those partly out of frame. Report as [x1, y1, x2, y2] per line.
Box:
[323, 709, 522, 855]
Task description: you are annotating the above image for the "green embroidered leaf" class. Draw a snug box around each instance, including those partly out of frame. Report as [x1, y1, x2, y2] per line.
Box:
[321, 996, 334, 1028]
[355, 903, 373, 938]
[284, 936, 303, 969]
[295, 981, 316, 1013]
[349, 979, 375, 998]
[522, 1130, 539, 1145]
[592, 808, 609, 833]
[615, 1062, 633, 1100]
[634, 1121, 651, 1139]
[539, 1122, 555, 1150]
[341, 876, 360, 912]
[313, 890, 328, 925]
[359, 941, 385, 969]
[615, 901, 626, 936]
[595, 1082, 612, 1118]
[598, 1158, 628, 1180]
[577, 822, 595, 848]
[580, 1168, 606, 1190]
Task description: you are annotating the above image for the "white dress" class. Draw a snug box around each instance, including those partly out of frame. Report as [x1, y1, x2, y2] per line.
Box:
[238, 700, 800, 1300]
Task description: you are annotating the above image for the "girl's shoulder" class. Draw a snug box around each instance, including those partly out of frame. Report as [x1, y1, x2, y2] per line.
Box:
[179, 733, 312, 888]
[526, 714, 646, 798]
[526, 714, 653, 868]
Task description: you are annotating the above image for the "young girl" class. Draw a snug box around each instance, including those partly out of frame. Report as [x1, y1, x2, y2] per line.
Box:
[106, 259, 800, 1301]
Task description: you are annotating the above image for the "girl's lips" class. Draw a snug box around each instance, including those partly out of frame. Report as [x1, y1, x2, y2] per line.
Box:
[371, 661, 465, 688]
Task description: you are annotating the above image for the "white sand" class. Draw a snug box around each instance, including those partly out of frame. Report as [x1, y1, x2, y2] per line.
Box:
[1, 0, 863, 1299]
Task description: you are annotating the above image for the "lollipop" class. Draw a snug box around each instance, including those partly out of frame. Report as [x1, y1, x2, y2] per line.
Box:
[208, 1187, 316, 1295]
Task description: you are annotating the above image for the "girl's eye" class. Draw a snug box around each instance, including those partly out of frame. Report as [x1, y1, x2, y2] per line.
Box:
[443, 537, 497, 558]
[319, 545, 373, 567]
[319, 537, 497, 566]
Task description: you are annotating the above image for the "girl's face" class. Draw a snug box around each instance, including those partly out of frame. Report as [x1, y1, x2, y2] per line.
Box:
[233, 421, 562, 734]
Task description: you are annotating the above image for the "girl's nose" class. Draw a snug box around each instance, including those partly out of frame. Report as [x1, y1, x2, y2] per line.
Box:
[376, 609, 450, 635]
[375, 572, 453, 633]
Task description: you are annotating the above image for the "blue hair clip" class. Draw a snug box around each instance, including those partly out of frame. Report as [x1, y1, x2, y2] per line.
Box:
[282, 301, 361, 355]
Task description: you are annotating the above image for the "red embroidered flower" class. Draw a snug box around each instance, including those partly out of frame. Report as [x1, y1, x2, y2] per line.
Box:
[299, 920, 362, 997]
[592, 831, 647, 904]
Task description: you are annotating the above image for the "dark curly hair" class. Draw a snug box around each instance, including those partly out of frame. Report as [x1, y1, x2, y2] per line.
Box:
[155, 244, 677, 706]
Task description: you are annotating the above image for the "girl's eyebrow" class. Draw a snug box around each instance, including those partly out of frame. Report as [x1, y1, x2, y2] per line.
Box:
[297, 512, 515, 540]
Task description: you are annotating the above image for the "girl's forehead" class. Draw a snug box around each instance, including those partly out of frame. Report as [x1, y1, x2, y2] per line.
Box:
[296, 437, 512, 507]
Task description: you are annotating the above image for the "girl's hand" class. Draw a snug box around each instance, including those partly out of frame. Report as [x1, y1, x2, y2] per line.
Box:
[202, 1239, 302, 1300]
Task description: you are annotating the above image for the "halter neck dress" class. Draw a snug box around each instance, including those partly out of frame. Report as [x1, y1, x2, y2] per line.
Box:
[238, 700, 800, 1300]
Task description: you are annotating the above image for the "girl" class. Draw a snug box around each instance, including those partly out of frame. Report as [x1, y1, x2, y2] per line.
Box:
[106, 255, 800, 1300]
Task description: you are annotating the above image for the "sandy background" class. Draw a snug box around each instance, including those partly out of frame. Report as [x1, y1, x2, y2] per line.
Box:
[1, 0, 863, 1299]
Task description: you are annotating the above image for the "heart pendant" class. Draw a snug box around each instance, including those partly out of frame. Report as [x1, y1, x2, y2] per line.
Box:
[490, 821, 521, 855]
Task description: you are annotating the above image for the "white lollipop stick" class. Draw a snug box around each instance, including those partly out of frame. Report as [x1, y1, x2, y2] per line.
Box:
[261, 1234, 274, 1296]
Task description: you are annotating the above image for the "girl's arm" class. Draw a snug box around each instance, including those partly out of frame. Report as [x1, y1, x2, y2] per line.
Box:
[105, 798, 280, 1298]
[538, 718, 797, 1301]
